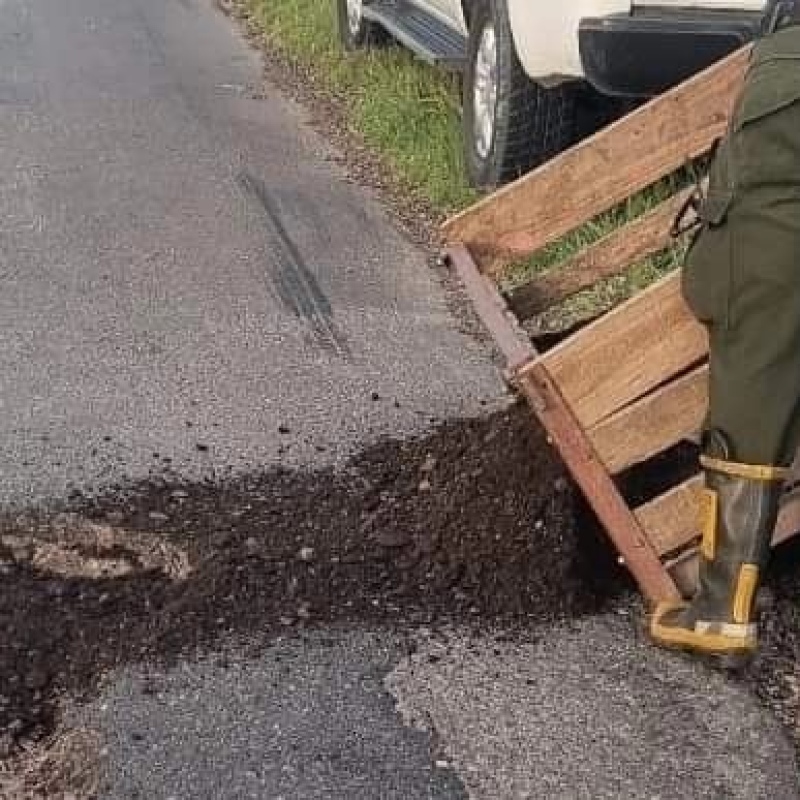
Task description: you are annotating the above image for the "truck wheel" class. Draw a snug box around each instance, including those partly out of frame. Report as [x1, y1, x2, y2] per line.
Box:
[336, 0, 386, 51]
[463, 0, 578, 190]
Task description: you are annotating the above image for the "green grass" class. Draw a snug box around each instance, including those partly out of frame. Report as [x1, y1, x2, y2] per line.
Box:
[242, 0, 476, 212]
[502, 171, 691, 288]
[534, 244, 688, 332]
[501, 169, 697, 330]
[241, 0, 693, 329]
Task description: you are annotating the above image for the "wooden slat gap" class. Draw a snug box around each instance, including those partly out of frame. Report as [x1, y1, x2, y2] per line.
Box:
[507, 190, 692, 321]
[442, 47, 749, 276]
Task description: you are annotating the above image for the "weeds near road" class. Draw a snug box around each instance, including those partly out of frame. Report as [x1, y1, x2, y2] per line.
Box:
[238, 0, 692, 323]
[242, 0, 476, 212]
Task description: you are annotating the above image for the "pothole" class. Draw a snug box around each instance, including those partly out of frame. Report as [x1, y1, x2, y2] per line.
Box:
[2, 515, 191, 582]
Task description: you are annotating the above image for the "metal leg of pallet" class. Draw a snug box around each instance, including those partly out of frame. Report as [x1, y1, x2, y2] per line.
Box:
[446, 244, 681, 604]
[445, 244, 537, 372]
[515, 362, 680, 603]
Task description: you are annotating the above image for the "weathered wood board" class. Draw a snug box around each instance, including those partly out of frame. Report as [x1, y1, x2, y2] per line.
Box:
[588, 366, 708, 475]
[441, 47, 800, 603]
[539, 275, 707, 430]
[442, 48, 750, 275]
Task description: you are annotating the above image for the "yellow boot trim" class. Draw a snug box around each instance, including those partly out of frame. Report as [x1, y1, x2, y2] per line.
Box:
[733, 564, 759, 625]
[650, 602, 758, 655]
[699, 488, 718, 562]
[700, 456, 789, 482]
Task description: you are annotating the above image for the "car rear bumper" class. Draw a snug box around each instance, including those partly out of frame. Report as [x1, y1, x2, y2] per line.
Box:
[579, 10, 764, 97]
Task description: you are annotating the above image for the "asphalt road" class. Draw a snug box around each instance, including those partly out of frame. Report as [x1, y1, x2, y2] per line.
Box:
[2, 0, 799, 797]
[0, 0, 499, 505]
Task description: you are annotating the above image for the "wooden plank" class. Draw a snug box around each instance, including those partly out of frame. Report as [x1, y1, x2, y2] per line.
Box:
[507, 191, 691, 320]
[536, 273, 707, 429]
[517, 363, 680, 602]
[636, 475, 702, 558]
[637, 477, 800, 563]
[445, 244, 537, 372]
[588, 366, 707, 475]
[441, 48, 749, 276]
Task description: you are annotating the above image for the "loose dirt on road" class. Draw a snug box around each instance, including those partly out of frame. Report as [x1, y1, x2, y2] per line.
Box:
[2, 405, 800, 793]
[0, 405, 605, 759]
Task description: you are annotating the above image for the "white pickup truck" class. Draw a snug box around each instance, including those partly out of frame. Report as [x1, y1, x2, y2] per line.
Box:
[338, 0, 769, 188]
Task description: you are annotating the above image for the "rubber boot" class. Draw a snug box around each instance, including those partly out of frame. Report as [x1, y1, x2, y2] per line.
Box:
[650, 432, 787, 658]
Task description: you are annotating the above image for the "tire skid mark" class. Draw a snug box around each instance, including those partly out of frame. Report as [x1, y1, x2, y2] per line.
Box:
[237, 170, 350, 358]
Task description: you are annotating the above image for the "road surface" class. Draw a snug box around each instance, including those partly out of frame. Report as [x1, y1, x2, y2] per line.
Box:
[1, 0, 798, 797]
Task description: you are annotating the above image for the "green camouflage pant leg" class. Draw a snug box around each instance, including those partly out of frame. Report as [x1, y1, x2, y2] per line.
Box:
[682, 25, 800, 467]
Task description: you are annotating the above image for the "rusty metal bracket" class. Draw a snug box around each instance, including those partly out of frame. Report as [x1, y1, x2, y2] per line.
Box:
[444, 244, 538, 375]
[446, 242, 681, 604]
[517, 362, 680, 603]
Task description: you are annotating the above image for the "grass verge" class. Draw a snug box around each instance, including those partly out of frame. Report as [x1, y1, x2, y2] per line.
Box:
[241, 0, 476, 213]
[238, 0, 690, 328]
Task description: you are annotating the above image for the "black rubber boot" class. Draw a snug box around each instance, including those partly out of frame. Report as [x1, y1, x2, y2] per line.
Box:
[650, 432, 787, 658]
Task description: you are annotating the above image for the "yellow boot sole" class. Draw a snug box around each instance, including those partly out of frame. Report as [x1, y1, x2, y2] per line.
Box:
[649, 601, 758, 658]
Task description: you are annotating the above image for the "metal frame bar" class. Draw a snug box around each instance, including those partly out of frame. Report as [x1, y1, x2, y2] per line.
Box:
[446, 243, 680, 603]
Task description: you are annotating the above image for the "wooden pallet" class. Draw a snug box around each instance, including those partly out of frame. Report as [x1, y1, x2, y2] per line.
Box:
[443, 47, 800, 603]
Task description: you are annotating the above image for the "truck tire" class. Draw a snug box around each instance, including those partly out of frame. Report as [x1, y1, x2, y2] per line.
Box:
[463, 0, 579, 190]
[336, 0, 386, 51]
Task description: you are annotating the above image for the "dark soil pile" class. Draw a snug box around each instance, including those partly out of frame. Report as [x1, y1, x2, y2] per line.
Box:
[3, 402, 799, 763]
[0, 404, 619, 757]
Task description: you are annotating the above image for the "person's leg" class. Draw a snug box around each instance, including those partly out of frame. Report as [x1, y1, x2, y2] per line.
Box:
[651, 26, 800, 657]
